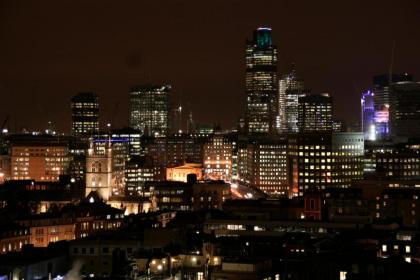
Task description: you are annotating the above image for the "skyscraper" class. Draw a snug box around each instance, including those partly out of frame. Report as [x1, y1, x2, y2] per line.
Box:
[278, 65, 306, 133]
[361, 90, 375, 140]
[373, 73, 412, 111]
[389, 81, 420, 139]
[298, 94, 333, 132]
[129, 85, 171, 137]
[245, 27, 278, 134]
[71, 92, 99, 136]
[372, 73, 412, 138]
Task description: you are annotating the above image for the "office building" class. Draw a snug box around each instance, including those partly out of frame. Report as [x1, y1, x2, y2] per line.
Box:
[361, 90, 376, 140]
[373, 74, 412, 112]
[125, 156, 157, 197]
[129, 85, 171, 137]
[237, 138, 288, 196]
[298, 94, 333, 132]
[144, 134, 207, 169]
[245, 27, 278, 134]
[288, 132, 364, 196]
[203, 134, 233, 181]
[389, 81, 420, 139]
[278, 66, 306, 133]
[364, 141, 420, 180]
[372, 74, 412, 138]
[9, 135, 70, 182]
[71, 92, 99, 136]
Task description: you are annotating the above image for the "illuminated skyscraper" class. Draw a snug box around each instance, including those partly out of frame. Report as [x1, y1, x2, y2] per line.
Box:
[129, 85, 171, 137]
[245, 27, 278, 134]
[361, 90, 376, 140]
[278, 65, 306, 133]
[71, 92, 99, 136]
[298, 94, 333, 132]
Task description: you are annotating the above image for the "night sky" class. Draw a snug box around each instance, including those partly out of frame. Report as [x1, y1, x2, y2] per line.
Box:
[0, 0, 419, 132]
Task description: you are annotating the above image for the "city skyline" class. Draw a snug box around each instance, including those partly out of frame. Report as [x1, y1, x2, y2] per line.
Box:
[1, 0, 420, 132]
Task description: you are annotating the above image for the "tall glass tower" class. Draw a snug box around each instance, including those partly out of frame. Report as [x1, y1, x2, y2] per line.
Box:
[278, 65, 306, 133]
[245, 27, 278, 135]
[129, 85, 171, 137]
[361, 90, 375, 140]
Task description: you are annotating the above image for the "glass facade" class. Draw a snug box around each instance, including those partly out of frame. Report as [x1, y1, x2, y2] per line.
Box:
[245, 28, 278, 134]
[129, 85, 171, 137]
[278, 66, 306, 133]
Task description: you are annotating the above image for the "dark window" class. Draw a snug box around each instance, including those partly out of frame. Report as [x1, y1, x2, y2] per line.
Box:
[102, 247, 109, 253]
[90, 247, 94, 254]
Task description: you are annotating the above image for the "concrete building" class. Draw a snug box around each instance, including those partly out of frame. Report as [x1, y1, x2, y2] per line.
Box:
[288, 132, 364, 196]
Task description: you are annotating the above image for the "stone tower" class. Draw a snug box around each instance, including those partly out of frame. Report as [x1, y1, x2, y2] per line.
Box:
[85, 139, 112, 200]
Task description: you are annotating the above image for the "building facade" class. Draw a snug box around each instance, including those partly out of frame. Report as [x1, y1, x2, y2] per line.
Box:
[71, 92, 99, 136]
[372, 74, 412, 138]
[238, 138, 288, 196]
[10, 136, 70, 182]
[361, 90, 376, 140]
[245, 27, 278, 134]
[298, 94, 333, 133]
[288, 132, 364, 196]
[85, 140, 113, 200]
[203, 134, 233, 182]
[278, 66, 306, 133]
[389, 81, 420, 139]
[129, 85, 171, 137]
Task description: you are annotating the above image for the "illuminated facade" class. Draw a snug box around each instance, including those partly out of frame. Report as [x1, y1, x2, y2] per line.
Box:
[125, 157, 156, 196]
[11, 144, 69, 181]
[245, 27, 278, 134]
[203, 134, 233, 181]
[278, 66, 306, 133]
[85, 140, 113, 200]
[389, 81, 420, 139]
[166, 163, 203, 182]
[298, 94, 333, 132]
[129, 85, 171, 137]
[238, 139, 288, 196]
[71, 92, 99, 136]
[288, 132, 364, 196]
[361, 90, 376, 140]
[145, 134, 207, 169]
[364, 141, 420, 180]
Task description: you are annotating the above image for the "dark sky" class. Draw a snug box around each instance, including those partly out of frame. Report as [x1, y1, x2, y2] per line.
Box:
[1, 0, 420, 132]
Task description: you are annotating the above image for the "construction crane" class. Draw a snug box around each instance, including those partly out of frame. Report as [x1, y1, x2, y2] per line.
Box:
[1, 115, 9, 133]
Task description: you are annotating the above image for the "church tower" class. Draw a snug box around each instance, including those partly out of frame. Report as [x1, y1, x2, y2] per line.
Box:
[85, 139, 113, 200]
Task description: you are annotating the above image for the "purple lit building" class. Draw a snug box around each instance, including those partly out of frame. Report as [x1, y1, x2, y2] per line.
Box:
[361, 90, 375, 140]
